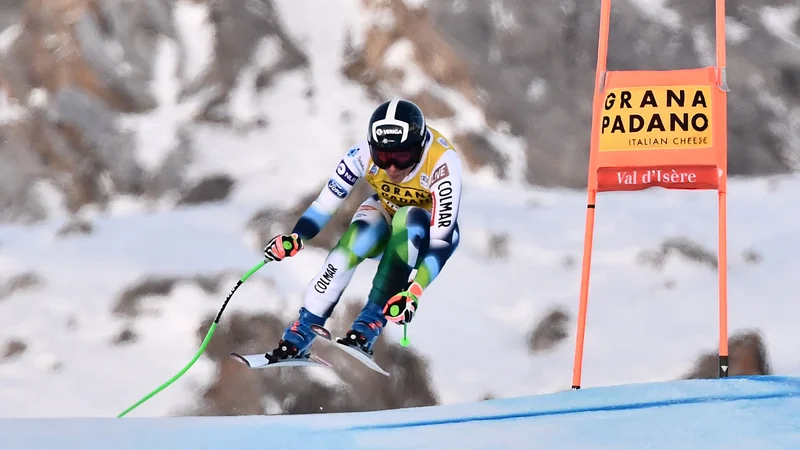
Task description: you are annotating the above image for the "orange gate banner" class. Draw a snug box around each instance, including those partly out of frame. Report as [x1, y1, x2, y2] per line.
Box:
[590, 68, 727, 192]
[571, 0, 730, 390]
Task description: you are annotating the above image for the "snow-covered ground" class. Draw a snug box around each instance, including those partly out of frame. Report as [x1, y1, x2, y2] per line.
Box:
[6, 376, 800, 450]
[0, 0, 798, 418]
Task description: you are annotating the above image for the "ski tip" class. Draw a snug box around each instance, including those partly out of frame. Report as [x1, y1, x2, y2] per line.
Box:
[229, 352, 251, 368]
[329, 338, 391, 377]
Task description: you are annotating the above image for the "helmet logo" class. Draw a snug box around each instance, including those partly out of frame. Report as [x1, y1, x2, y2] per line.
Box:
[375, 127, 403, 136]
[372, 121, 408, 142]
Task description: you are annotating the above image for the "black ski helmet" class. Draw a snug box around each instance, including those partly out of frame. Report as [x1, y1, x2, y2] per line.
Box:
[367, 99, 428, 170]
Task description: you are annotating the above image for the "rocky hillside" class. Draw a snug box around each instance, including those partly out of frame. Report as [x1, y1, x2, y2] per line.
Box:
[0, 0, 309, 224]
[0, 0, 797, 226]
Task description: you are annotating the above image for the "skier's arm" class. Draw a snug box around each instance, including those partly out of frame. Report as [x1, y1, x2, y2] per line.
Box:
[291, 144, 368, 242]
[428, 149, 462, 249]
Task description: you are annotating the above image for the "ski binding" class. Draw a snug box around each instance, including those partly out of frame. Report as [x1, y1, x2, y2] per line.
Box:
[309, 324, 390, 377]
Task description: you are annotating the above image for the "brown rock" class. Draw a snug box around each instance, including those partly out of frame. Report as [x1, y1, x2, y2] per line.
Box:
[2, 339, 27, 361]
[684, 329, 772, 379]
[56, 219, 93, 238]
[0, 271, 43, 300]
[527, 307, 571, 353]
[177, 174, 236, 206]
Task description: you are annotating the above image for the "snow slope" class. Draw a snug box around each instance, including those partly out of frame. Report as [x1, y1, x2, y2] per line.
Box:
[1, 0, 799, 419]
[4, 376, 800, 449]
[1, 168, 798, 418]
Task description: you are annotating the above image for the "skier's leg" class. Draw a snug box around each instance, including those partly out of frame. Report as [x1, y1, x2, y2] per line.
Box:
[273, 195, 390, 359]
[344, 205, 432, 353]
[380, 222, 461, 326]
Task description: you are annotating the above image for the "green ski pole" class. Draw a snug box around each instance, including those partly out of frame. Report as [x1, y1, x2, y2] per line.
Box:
[400, 323, 410, 347]
[116, 259, 268, 418]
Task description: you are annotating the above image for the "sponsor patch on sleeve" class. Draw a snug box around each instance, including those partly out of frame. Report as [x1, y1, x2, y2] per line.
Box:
[336, 160, 358, 186]
[327, 179, 347, 198]
[430, 163, 450, 185]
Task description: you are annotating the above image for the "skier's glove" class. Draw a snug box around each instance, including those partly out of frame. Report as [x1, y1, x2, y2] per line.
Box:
[383, 282, 423, 325]
[264, 233, 303, 262]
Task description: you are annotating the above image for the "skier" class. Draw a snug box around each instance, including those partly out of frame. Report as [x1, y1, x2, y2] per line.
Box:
[262, 99, 463, 361]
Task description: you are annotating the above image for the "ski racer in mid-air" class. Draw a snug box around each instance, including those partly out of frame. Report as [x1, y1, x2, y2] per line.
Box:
[261, 98, 463, 361]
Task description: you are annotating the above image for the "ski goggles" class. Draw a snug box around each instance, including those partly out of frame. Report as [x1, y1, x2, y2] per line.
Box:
[370, 146, 422, 170]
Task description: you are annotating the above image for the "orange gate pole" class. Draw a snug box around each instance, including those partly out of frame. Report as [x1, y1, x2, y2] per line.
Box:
[715, 0, 730, 378]
[571, 0, 612, 390]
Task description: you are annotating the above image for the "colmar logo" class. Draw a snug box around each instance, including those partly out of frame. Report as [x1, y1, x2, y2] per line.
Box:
[434, 180, 454, 227]
[313, 264, 338, 294]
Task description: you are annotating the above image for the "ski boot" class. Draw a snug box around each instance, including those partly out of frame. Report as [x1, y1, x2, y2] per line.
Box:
[337, 302, 387, 356]
[267, 307, 326, 363]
